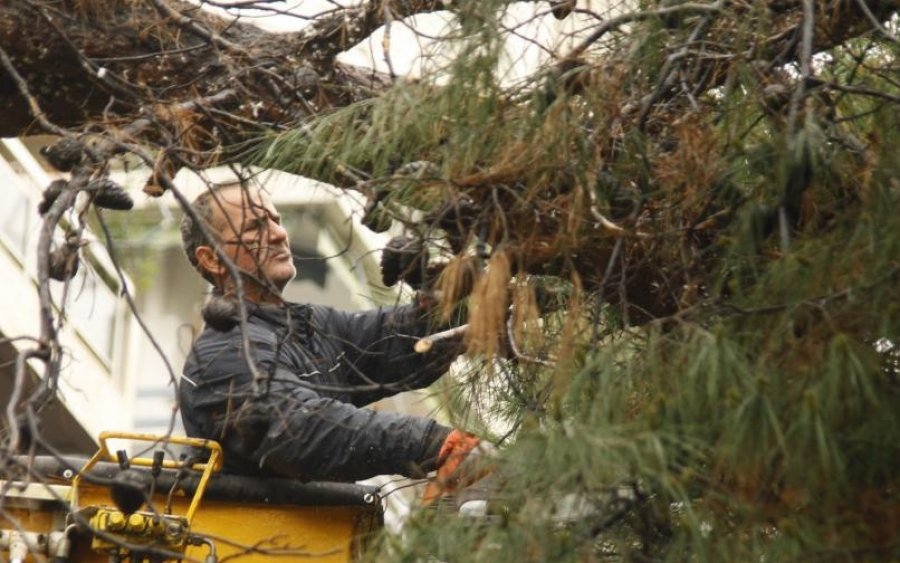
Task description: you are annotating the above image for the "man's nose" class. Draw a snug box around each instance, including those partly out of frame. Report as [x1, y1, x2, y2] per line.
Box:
[267, 220, 289, 244]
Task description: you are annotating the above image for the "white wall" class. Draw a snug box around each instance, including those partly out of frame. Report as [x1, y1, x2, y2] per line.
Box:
[130, 246, 207, 435]
[0, 139, 134, 452]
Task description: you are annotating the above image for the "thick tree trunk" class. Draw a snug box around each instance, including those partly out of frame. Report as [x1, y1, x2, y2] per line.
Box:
[0, 0, 454, 159]
[1, 0, 894, 161]
[0, 0, 896, 324]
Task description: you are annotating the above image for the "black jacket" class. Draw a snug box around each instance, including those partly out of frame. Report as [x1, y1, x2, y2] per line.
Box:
[181, 301, 456, 481]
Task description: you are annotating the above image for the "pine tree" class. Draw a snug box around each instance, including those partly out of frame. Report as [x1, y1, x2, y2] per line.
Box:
[262, 1, 900, 560]
[1, 0, 897, 560]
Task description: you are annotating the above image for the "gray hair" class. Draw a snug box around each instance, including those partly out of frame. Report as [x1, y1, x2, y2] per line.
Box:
[180, 186, 231, 285]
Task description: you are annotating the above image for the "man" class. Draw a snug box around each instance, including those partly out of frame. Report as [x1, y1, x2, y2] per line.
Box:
[179, 183, 484, 485]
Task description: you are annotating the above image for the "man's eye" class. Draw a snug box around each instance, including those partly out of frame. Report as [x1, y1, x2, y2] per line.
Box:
[244, 218, 267, 234]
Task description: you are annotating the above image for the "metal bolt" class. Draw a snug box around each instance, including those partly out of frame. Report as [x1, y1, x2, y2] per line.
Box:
[108, 512, 126, 531]
[62, 469, 74, 479]
[128, 513, 147, 533]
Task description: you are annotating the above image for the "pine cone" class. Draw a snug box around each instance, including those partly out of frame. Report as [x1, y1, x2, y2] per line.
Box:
[380, 236, 427, 288]
[380, 239, 404, 287]
[361, 201, 392, 233]
[37, 179, 68, 216]
[425, 197, 479, 254]
[90, 179, 134, 211]
[39, 138, 85, 172]
[427, 197, 478, 231]
[550, 0, 576, 19]
[48, 232, 82, 281]
[360, 188, 392, 233]
[202, 296, 240, 332]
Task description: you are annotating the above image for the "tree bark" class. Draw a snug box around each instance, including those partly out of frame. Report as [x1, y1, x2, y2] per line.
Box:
[1, 0, 896, 324]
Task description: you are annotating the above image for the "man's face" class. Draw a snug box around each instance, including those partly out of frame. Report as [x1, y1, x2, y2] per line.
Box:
[207, 186, 297, 295]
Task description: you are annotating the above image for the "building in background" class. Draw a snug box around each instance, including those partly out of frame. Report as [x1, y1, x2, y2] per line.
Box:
[0, 137, 136, 453]
[0, 139, 440, 505]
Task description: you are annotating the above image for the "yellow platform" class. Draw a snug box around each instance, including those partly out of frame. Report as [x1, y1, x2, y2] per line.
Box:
[0, 432, 382, 562]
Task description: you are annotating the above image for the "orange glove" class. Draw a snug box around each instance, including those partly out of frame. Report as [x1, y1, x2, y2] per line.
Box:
[421, 429, 495, 506]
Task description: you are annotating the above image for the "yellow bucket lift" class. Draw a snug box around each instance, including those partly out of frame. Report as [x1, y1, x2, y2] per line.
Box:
[0, 432, 382, 562]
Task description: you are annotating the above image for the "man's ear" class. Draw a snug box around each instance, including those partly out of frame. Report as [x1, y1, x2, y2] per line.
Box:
[195, 245, 224, 279]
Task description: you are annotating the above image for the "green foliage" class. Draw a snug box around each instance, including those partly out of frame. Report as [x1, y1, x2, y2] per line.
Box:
[260, 2, 900, 560]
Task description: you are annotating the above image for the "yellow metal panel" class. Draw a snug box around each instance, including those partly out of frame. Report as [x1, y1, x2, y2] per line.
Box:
[2, 436, 382, 562]
[186, 501, 373, 561]
[78, 486, 378, 562]
[0, 483, 379, 562]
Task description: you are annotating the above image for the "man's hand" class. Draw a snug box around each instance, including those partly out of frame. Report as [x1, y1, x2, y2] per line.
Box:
[421, 429, 496, 505]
